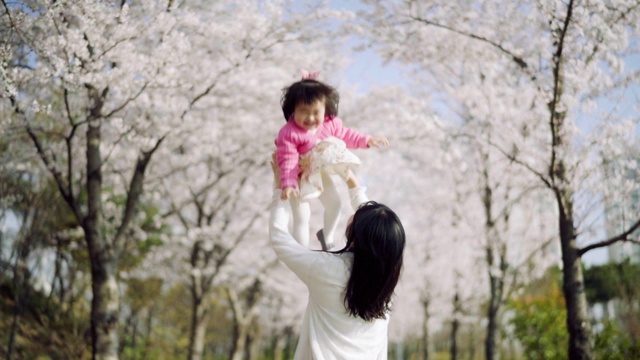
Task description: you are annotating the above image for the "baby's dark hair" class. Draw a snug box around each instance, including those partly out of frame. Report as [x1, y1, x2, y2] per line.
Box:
[280, 79, 339, 121]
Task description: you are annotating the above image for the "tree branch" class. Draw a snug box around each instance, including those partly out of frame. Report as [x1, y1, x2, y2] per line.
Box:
[547, 0, 575, 184]
[113, 135, 166, 252]
[225, 287, 244, 324]
[185, 65, 237, 115]
[1, 0, 16, 30]
[485, 137, 553, 189]
[579, 218, 640, 256]
[102, 82, 149, 119]
[10, 94, 82, 222]
[409, 15, 529, 70]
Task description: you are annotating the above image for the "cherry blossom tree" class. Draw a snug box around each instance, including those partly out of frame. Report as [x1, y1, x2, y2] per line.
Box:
[2, 1, 194, 358]
[355, 0, 640, 358]
[338, 73, 556, 358]
[4, 0, 358, 357]
[127, 2, 354, 359]
[440, 81, 559, 359]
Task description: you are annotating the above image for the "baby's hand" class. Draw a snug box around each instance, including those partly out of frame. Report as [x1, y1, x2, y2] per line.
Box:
[282, 186, 299, 200]
[368, 137, 389, 148]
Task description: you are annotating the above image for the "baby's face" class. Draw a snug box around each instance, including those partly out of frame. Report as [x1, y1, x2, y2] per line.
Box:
[293, 99, 325, 131]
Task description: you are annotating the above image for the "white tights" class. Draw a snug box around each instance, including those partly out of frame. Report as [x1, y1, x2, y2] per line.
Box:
[290, 171, 341, 248]
[289, 172, 369, 248]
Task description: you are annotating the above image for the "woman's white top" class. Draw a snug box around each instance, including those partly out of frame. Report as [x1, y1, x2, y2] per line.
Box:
[269, 189, 389, 360]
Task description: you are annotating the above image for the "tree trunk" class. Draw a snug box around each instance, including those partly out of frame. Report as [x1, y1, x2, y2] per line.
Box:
[272, 333, 286, 360]
[7, 232, 32, 360]
[284, 327, 295, 359]
[187, 237, 214, 360]
[142, 304, 156, 360]
[450, 292, 460, 360]
[229, 322, 249, 360]
[87, 235, 120, 360]
[187, 292, 209, 360]
[467, 327, 476, 360]
[86, 113, 120, 360]
[485, 243, 507, 360]
[247, 321, 262, 360]
[485, 276, 502, 360]
[545, 0, 593, 356]
[481, 163, 501, 360]
[557, 189, 593, 359]
[226, 281, 262, 360]
[421, 297, 430, 360]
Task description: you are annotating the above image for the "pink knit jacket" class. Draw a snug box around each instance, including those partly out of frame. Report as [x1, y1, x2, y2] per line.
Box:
[275, 116, 371, 189]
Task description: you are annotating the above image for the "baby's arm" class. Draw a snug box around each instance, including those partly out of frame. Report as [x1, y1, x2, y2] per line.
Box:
[330, 117, 388, 149]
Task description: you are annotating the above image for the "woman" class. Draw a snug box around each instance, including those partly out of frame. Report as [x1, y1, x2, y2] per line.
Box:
[269, 162, 406, 359]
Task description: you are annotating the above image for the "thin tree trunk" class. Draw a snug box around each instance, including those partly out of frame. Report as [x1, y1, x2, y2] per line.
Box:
[450, 291, 460, 360]
[229, 323, 249, 360]
[485, 243, 507, 360]
[226, 280, 262, 360]
[142, 304, 156, 360]
[546, 11, 594, 352]
[284, 326, 295, 359]
[544, 0, 594, 355]
[481, 161, 501, 360]
[7, 185, 39, 359]
[468, 327, 476, 360]
[227, 290, 251, 360]
[7, 234, 31, 360]
[86, 209, 120, 357]
[188, 239, 211, 360]
[187, 292, 209, 360]
[273, 333, 286, 360]
[85, 108, 120, 360]
[485, 270, 500, 360]
[421, 297, 430, 360]
[247, 321, 262, 360]
[481, 152, 513, 360]
[557, 189, 593, 359]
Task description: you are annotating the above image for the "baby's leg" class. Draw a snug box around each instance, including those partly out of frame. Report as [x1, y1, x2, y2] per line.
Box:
[289, 197, 311, 247]
[318, 172, 341, 249]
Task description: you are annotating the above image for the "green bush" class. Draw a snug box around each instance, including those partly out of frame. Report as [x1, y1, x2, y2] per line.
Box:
[507, 282, 568, 360]
[594, 320, 640, 360]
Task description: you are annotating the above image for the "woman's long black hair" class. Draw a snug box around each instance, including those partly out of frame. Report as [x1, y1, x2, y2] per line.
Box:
[337, 201, 406, 321]
[280, 79, 340, 121]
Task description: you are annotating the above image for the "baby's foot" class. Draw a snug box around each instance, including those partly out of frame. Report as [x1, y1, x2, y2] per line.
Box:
[316, 229, 334, 251]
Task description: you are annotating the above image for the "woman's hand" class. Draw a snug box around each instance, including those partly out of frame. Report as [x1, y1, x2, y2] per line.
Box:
[367, 137, 389, 148]
[282, 186, 298, 200]
[271, 153, 297, 199]
[270, 153, 282, 188]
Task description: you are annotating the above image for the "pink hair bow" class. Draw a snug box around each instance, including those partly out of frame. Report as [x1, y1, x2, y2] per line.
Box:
[301, 69, 319, 80]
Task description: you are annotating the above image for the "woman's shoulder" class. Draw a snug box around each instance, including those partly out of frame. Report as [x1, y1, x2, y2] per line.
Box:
[308, 252, 352, 281]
